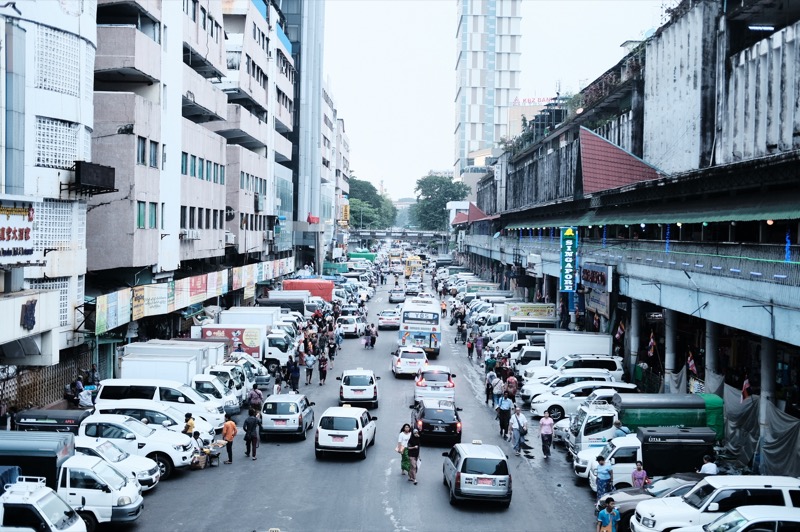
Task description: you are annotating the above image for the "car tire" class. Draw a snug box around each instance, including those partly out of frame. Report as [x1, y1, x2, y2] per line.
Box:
[500, 500, 511, 509]
[315, 449, 323, 460]
[79, 511, 98, 532]
[372, 400, 379, 409]
[448, 486, 457, 506]
[300, 425, 307, 440]
[370, 430, 376, 446]
[548, 405, 565, 421]
[359, 444, 368, 460]
[149, 452, 173, 480]
[620, 511, 634, 532]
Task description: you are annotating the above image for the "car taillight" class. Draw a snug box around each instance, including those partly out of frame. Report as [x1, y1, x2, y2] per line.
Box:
[416, 379, 426, 387]
[456, 421, 462, 433]
[357, 430, 363, 446]
[416, 420, 423, 430]
[373, 388, 377, 399]
[396, 359, 401, 366]
[315, 429, 319, 444]
[445, 379, 455, 388]
[455, 471, 461, 487]
[339, 386, 344, 399]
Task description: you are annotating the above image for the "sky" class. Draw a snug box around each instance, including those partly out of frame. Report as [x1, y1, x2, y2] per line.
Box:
[323, 0, 674, 201]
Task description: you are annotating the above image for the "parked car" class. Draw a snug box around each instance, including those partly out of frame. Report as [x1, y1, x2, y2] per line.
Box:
[674, 506, 800, 532]
[336, 316, 363, 338]
[529, 381, 638, 421]
[92, 399, 216, 444]
[74, 436, 161, 492]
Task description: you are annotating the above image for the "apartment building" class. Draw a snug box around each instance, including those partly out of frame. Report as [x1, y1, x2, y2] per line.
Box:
[333, 117, 350, 260]
[0, 1, 105, 406]
[454, 0, 521, 177]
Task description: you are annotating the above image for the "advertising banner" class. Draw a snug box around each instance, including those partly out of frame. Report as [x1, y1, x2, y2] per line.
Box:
[116, 289, 131, 328]
[206, 271, 218, 299]
[232, 267, 243, 291]
[200, 326, 262, 358]
[143, 283, 170, 316]
[507, 303, 556, 320]
[586, 288, 611, 319]
[132, 286, 145, 321]
[559, 227, 578, 292]
[96, 295, 107, 334]
[166, 282, 175, 312]
[580, 263, 613, 293]
[0, 199, 39, 266]
[189, 274, 207, 304]
[174, 278, 190, 310]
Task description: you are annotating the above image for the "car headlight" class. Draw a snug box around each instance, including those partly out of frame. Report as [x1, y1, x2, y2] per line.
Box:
[173, 444, 184, 451]
[136, 470, 149, 479]
[205, 405, 218, 413]
[641, 517, 656, 528]
[531, 397, 546, 404]
[116, 496, 132, 506]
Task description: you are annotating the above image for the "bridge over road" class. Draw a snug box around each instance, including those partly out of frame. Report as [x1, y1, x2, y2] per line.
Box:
[348, 229, 448, 243]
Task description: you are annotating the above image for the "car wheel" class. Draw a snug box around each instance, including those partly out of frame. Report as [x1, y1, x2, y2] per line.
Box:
[373, 400, 379, 409]
[79, 511, 98, 532]
[315, 449, 323, 460]
[149, 452, 173, 480]
[300, 425, 307, 440]
[500, 500, 511, 509]
[370, 431, 376, 446]
[442, 472, 447, 486]
[359, 443, 368, 460]
[448, 486, 457, 506]
[548, 405, 565, 421]
[620, 511, 634, 532]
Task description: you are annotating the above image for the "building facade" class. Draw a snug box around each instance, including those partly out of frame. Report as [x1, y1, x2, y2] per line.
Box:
[454, 0, 521, 176]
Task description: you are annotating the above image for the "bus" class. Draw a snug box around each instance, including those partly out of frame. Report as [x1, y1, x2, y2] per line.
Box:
[404, 255, 423, 278]
[398, 297, 441, 358]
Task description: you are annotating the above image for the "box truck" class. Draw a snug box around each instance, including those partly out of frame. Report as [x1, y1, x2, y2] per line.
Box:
[194, 323, 295, 374]
[282, 279, 335, 301]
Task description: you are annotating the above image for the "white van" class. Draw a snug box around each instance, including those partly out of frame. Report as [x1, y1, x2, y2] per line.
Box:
[95, 379, 225, 431]
[191, 374, 239, 415]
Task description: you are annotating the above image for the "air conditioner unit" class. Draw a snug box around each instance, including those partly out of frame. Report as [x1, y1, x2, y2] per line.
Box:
[265, 230, 274, 242]
[224, 231, 236, 245]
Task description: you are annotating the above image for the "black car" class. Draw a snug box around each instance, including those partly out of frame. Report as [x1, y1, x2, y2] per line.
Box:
[410, 399, 462, 444]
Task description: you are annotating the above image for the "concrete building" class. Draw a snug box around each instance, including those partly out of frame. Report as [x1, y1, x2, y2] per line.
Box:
[0, 1, 105, 403]
[454, 0, 521, 176]
[283, 0, 325, 270]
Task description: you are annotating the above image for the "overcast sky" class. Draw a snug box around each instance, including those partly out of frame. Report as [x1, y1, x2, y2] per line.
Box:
[324, 0, 673, 201]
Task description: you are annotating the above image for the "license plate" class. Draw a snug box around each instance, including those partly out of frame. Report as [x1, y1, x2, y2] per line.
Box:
[332, 436, 345, 442]
[477, 478, 493, 486]
[433, 426, 446, 432]
[431, 386, 440, 391]
[354, 390, 364, 395]
[275, 420, 287, 426]
[408, 361, 418, 365]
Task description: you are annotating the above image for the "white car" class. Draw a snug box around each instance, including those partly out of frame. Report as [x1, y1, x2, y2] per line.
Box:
[392, 346, 428, 377]
[260, 393, 315, 441]
[79, 414, 193, 479]
[518, 369, 615, 404]
[414, 365, 456, 403]
[553, 418, 571, 445]
[92, 398, 216, 444]
[377, 310, 401, 330]
[314, 405, 377, 460]
[336, 316, 363, 338]
[337, 368, 380, 409]
[523, 354, 626, 382]
[74, 436, 161, 491]
[674, 506, 800, 532]
[529, 381, 638, 421]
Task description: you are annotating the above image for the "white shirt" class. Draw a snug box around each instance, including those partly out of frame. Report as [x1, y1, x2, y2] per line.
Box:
[699, 462, 718, 475]
[397, 431, 411, 446]
[509, 412, 528, 430]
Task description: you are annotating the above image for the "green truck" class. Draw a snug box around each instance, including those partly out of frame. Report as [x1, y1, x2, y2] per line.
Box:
[348, 252, 376, 263]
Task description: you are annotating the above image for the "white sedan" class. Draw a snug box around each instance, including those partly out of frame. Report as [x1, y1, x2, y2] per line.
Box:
[377, 310, 401, 330]
[391, 346, 428, 377]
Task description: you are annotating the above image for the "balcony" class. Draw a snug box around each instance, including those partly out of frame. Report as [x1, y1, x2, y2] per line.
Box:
[95, 25, 161, 84]
[276, 72, 294, 102]
[98, 0, 161, 21]
[274, 133, 292, 163]
[182, 64, 227, 123]
[274, 104, 293, 133]
[206, 104, 268, 150]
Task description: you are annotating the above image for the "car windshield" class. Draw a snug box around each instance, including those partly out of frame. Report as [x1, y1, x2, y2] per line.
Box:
[320, 416, 358, 431]
[179, 385, 208, 403]
[96, 440, 129, 463]
[420, 372, 450, 382]
[196, 381, 221, 398]
[38, 490, 76, 530]
[264, 402, 299, 415]
[343, 375, 373, 386]
[542, 374, 561, 385]
[94, 460, 127, 490]
[682, 481, 715, 509]
[598, 441, 616, 460]
[703, 510, 747, 532]
[124, 418, 155, 437]
[550, 356, 569, 369]
[462, 458, 509, 476]
[424, 409, 456, 422]
[401, 351, 425, 360]
[646, 476, 689, 497]
[380, 311, 397, 317]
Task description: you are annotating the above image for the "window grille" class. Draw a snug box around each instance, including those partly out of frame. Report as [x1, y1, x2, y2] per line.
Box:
[33, 200, 75, 252]
[35, 26, 80, 97]
[35, 117, 80, 169]
[27, 276, 70, 327]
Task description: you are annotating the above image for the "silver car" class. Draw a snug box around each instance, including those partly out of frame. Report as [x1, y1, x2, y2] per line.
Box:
[260, 393, 315, 441]
[442, 440, 511, 508]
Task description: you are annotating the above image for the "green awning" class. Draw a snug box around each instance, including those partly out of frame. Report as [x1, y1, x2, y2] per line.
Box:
[505, 194, 800, 229]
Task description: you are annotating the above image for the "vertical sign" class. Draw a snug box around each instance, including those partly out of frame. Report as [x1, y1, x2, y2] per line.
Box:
[559, 227, 578, 292]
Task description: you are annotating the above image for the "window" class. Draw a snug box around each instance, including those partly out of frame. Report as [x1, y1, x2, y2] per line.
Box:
[181, 152, 188, 175]
[198, 158, 204, 179]
[213, 209, 218, 229]
[208, 16, 214, 36]
[149, 202, 157, 228]
[205, 209, 210, 229]
[612, 447, 639, 464]
[149, 141, 158, 167]
[198, 208, 204, 229]
[136, 136, 146, 165]
[220, 166, 225, 185]
[161, 203, 165, 230]
[240, 171, 245, 189]
[180, 206, 187, 229]
[190, 0, 197, 21]
[190, 155, 197, 177]
[136, 201, 146, 228]
[159, 387, 184, 403]
[206, 161, 212, 181]
[213, 163, 219, 183]
[200, 7, 206, 29]
[189, 207, 196, 229]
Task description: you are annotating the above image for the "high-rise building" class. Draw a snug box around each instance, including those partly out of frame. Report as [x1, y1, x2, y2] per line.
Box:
[454, 0, 521, 176]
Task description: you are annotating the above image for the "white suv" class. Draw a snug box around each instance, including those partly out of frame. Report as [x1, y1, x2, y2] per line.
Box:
[529, 381, 638, 421]
[518, 369, 615, 404]
[414, 365, 456, 403]
[524, 354, 625, 382]
[632, 475, 800, 532]
[315, 406, 377, 460]
[392, 347, 428, 377]
[337, 368, 380, 409]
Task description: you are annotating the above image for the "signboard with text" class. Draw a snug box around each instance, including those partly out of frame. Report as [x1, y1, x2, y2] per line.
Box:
[559, 227, 578, 292]
[507, 303, 556, 320]
[0, 199, 39, 266]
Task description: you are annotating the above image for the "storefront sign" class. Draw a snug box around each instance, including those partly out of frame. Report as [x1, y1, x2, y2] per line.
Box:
[0, 200, 39, 266]
[189, 275, 207, 304]
[585, 288, 610, 319]
[174, 278, 190, 310]
[525, 254, 542, 278]
[201, 326, 262, 358]
[507, 303, 556, 320]
[132, 286, 145, 321]
[580, 263, 613, 292]
[559, 227, 578, 292]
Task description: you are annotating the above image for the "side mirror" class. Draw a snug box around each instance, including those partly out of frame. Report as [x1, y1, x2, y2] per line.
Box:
[408, 405, 415, 409]
[124, 433, 136, 440]
[336, 377, 342, 381]
[102, 484, 111, 493]
[706, 502, 719, 513]
[609, 458, 615, 465]
[309, 402, 315, 406]
[178, 397, 186, 403]
[442, 452, 449, 457]
[456, 408, 463, 412]
[370, 416, 378, 421]
[568, 394, 576, 399]
[376, 376, 381, 380]
[451, 374, 457, 378]
[162, 420, 170, 428]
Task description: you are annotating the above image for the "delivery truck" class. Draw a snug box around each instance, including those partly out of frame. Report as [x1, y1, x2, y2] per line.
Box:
[569, 392, 724, 469]
[0, 431, 144, 531]
[193, 323, 295, 374]
[0, 467, 87, 532]
[282, 279, 335, 301]
[123, 341, 224, 370]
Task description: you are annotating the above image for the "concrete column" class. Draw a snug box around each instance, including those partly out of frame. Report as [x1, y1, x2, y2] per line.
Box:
[628, 300, 641, 380]
[760, 337, 776, 440]
[705, 321, 719, 375]
[664, 309, 678, 393]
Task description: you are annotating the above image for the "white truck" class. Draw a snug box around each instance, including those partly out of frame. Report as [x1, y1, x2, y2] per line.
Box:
[0, 472, 87, 532]
[193, 323, 295, 374]
[515, 330, 613, 380]
[144, 339, 226, 367]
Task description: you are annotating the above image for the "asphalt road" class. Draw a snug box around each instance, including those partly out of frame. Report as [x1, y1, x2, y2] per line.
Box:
[123, 283, 599, 532]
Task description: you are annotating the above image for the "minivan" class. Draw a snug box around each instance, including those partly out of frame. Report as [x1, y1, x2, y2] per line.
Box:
[95, 379, 225, 431]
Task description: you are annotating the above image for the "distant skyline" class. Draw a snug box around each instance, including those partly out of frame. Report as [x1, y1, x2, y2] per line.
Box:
[324, 0, 673, 201]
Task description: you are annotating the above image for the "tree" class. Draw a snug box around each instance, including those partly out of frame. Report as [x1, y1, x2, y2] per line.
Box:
[348, 177, 396, 229]
[411, 174, 471, 231]
[349, 198, 379, 229]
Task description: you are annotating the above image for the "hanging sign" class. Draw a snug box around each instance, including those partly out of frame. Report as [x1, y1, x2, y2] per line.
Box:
[559, 227, 578, 292]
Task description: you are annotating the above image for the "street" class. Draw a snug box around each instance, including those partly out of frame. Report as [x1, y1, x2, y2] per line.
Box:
[125, 283, 598, 532]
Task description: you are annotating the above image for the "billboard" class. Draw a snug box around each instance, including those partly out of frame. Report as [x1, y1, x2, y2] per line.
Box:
[559, 227, 578, 292]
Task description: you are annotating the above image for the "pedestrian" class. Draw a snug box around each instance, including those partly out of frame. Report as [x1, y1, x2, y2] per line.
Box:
[304, 351, 317, 385]
[248, 384, 263, 412]
[467, 335, 475, 360]
[407, 428, 421, 485]
[595, 455, 614, 501]
[328, 341, 337, 370]
[484, 351, 497, 374]
[475, 335, 484, 362]
[597, 497, 621, 532]
[286, 356, 300, 392]
[697, 454, 718, 475]
[484, 369, 496, 406]
[318, 352, 328, 385]
[272, 369, 283, 396]
[509, 406, 528, 456]
[491, 374, 504, 406]
[222, 413, 237, 464]
[182, 413, 195, 436]
[504, 374, 519, 403]
[440, 300, 447, 318]
[243, 408, 261, 460]
[87, 364, 100, 386]
[495, 392, 513, 440]
[631, 461, 649, 488]
[369, 325, 378, 349]
[335, 323, 344, 346]
[613, 420, 631, 438]
[396, 423, 412, 475]
[539, 410, 554, 458]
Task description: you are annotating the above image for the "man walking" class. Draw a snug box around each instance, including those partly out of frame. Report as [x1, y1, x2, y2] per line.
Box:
[495, 391, 513, 440]
[248, 384, 263, 412]
[539, 410, 554, 458]
[243, 408, 261, 460]
[304, 351, 317, 385]
[222, 414, 237, 464]
[597, 498, 621, 532]
[508, 406, 528, 456]
[485, 369, 497, 406]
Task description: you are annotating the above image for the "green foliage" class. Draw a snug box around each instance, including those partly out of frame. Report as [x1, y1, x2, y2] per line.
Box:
[348, 177, 396, 229]
[348, 198, 378, 229]
[411, 174, 471, 231]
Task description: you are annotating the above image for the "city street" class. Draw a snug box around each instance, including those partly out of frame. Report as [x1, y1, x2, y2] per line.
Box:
[127, 283, 598, 532]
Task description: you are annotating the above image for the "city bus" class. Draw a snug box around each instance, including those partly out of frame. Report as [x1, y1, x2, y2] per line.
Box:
[398, 297, 441, 358]
[404, 255, 423, 278]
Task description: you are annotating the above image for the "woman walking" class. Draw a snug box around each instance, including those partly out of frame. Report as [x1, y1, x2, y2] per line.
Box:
[318, 352, 328, 385]
[631, 461, 649, 488]
[397, 424, 412, 476]
[242, 408, 261, 461]
[407, 429, 421, 485]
